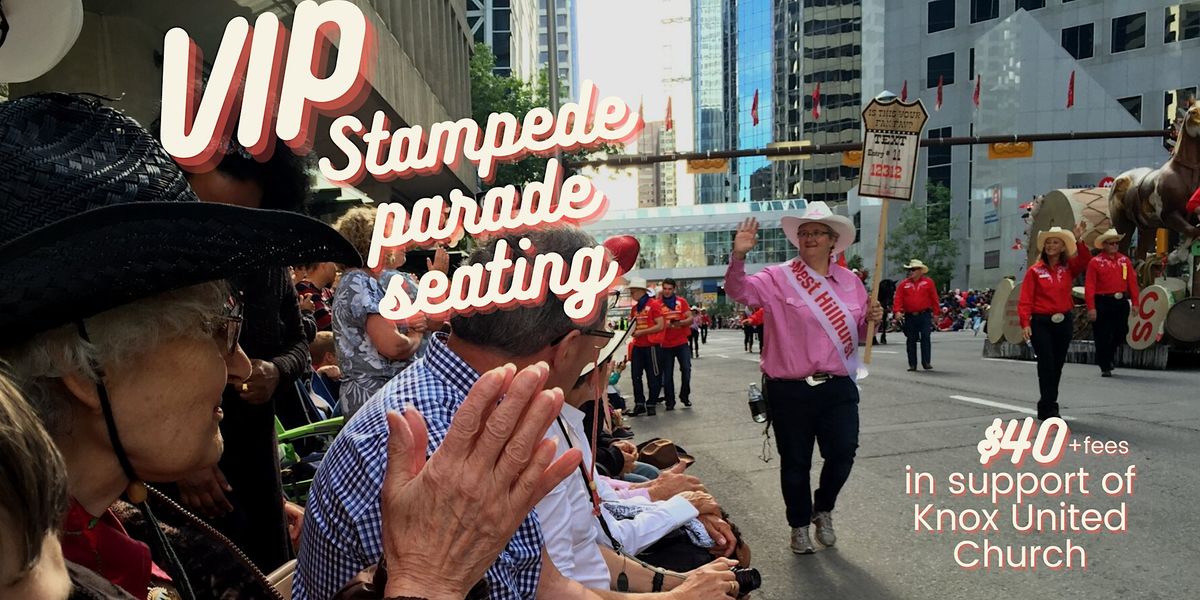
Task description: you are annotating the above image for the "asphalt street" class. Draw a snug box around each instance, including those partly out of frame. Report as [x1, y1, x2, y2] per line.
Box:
[617, 329, 1200, 599]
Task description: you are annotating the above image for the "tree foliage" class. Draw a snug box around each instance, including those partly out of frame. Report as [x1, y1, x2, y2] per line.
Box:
[887, 181, 958, 290]
[469, 43, 618, 190]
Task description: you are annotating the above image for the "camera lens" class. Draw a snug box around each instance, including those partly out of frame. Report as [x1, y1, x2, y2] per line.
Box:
[733, 567, 761, 594]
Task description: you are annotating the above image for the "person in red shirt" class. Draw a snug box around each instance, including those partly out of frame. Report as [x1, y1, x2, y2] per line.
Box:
[749, 306, 766, 351]
[1085, 229, 1141, 377]
[656, 278, 694, 409]
[1018, 222, 1091, 420]
[893, 259, 941, 371]
[699, 307, 711, 344]
[626, 276, 666, 416]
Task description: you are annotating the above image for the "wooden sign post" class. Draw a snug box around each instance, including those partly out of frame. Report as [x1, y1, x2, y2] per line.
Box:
[860, 96, 929, 364]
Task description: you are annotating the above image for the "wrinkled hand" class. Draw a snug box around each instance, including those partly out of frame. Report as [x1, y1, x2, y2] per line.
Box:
[868, 299, 884, 324]
[177, 466, 233, 519]
[381, 363, 581, 599]
[1087, 309, 1097, 322]
[732, 218, 759, 259]
[615, 441, 638, 476]
[298, 293, 315, 313]
[681, 490, 722, 516]
[645, 469, 706, 501]
[698, 513, 736, 557]
[428, 246, 451, 274]
[240, 360, 279, 404]
[406, 314, 429, 334]
[283, 500, 304, 550]
[671, 558, 740, 599]
[1022, 326, 1032, 342]
[317, 364, 342, 380]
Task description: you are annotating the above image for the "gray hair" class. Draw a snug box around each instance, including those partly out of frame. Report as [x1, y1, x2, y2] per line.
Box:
[450, 226, 607, 357]
[0, 281, 230, 437]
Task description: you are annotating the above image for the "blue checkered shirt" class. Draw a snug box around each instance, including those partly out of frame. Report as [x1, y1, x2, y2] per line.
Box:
[293, 333, 545, 600]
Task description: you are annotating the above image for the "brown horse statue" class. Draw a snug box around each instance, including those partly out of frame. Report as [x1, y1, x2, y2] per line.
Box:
[1109, 102, 1200, 258]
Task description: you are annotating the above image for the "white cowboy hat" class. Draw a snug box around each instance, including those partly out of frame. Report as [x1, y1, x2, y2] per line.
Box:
[1036, 226, 1079, 257]
[0, 0, 84, 83]
[903, 259, 929, 274]
[624, 276, 650, 291]
[580, 327, 633, 378]
[781, 201, 856, 255]
[1092, 228, 1124, 249]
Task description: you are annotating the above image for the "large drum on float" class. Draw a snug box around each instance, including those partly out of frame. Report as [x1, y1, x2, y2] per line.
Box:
[1164, 297, 1200, 343]
[987, 277, 1015, 344]
[1027, 188, 1112, 265]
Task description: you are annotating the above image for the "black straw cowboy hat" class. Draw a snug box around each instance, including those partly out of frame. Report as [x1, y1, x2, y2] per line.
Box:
[0, 93, 362, 339]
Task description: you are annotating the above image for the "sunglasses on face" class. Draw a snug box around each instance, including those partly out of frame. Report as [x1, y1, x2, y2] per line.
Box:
[796, 230, 833, 239]
[206, 296, 244, 356]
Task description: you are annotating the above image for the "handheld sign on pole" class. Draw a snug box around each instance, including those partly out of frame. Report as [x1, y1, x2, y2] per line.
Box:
[860, 95, 928, 364]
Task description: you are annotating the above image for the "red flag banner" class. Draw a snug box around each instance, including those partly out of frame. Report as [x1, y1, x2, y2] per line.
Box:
[812, 83, 821, 120]
[901, 80, 908, 101]
[1067, 70, 1075, 108]
[973, 73, 980, 107]
[935, 75, 943, 111]
[665, 96, 674, 131]
[751, 89, 760, 126]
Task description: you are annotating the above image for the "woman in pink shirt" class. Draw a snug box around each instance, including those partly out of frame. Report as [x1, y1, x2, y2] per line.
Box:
[724, 201, 882, 556]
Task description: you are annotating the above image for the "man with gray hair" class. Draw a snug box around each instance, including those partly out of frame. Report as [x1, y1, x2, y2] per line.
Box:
[296, 226, 738, 600]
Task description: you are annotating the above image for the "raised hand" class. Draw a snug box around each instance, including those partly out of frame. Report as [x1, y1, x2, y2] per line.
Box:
[732, 218, 759, 260]
[380, 363, 581, 599]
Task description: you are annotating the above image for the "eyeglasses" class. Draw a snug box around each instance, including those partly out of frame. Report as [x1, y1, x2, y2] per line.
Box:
[550, 327, 615, 349]
[796, 230, 833, 239]
[206, 296, 244, 356]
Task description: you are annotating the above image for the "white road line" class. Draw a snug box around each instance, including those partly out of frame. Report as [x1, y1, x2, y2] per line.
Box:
[872, 350, 898, 354]
[982, 358, 1035, 365]
[950, 393, 1036, 417]
[715, 354, 730, 358]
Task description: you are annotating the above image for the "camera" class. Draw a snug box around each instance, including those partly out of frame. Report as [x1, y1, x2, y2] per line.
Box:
[733, 567, 761, 594]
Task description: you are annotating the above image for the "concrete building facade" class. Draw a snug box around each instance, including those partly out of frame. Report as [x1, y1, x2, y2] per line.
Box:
[863, 0, 1200, 289]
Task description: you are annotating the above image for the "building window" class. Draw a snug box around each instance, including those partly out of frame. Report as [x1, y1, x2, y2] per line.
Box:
[1164, 87, 1198, 130]
[1118, 96, 1142, 123]
[969, 47, 975, 76]
[926, 53, 955, 87]
[1164, 3, 1200, 43]
[1111, 13, 1147, 53]
[928, 127, 952, 166]
[928, 0, 955, 33]
[1061, 23, 1094, 59]
[984, 250, 1000, 269]
[1015, 0, 1044, 10]
[971, 0, 999, 24]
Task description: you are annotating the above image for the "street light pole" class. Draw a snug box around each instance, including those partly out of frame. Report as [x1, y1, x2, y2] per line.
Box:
[544, 0, 560, 113]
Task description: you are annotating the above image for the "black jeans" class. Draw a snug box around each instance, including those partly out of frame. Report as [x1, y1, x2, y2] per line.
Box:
[1093, 296, 1130, 372]
[1030, 314, 1073, 418]
[630, 344, 661, 410]
[689, 329, 700, 356]
[658, 343, 692, 406]
[700, 325, 708, 343]
[766, 376, 860, 527]
[743, 325, 755, 351]
[903, 310, 933, 368]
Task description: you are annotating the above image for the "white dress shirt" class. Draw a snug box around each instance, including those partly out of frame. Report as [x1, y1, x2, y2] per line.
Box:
[536, 403, 702, 590]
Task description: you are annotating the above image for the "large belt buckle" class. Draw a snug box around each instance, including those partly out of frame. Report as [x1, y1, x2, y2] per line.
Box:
[1051, 313, 1065, 323]
[1114, 292, 1124, 300]
[805, 373, 829, 387]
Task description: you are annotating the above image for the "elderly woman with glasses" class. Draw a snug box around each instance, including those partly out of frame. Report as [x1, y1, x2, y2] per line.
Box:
[0, 94, 578, 600]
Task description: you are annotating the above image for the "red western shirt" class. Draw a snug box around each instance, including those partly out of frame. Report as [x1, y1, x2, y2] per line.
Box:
[1017, 241, 1092, 327]
[657, 296, 692, 347]
[893, 275, 940, 313]
[1188, 186, 1200, 214]
[631, 297, 665, 348]
[747, 307, 765, 326]
[1084, 252, 1140, 310]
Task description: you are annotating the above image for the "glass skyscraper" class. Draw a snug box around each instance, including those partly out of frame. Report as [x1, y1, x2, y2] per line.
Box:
[734, 0, 775, 202]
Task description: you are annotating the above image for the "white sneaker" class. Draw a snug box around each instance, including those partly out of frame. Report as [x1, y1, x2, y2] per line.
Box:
[790, 526, 815, 554]
[812, 511, 837, 547]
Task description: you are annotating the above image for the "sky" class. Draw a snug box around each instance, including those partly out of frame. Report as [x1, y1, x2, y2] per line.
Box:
[575, 0, 695, 210]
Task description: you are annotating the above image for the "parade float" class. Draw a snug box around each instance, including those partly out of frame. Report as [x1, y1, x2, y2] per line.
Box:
[984, 106, 1200, 368]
